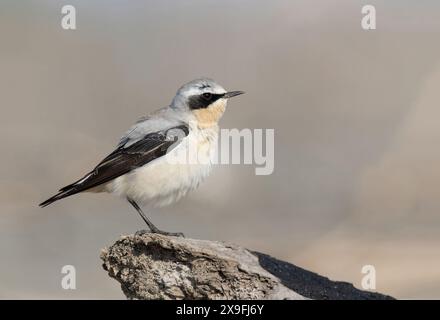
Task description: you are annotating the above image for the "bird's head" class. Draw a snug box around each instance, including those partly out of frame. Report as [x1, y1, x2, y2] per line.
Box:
[171, 78, 244, 127]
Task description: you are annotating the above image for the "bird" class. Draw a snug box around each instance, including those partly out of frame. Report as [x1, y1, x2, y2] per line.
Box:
[39, 78, 244, 236]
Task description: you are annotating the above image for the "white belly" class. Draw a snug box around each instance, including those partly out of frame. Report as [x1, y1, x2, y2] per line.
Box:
[105, 127, 218, 207]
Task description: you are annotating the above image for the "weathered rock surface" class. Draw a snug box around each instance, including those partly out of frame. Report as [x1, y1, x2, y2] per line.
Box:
[101, 233, 394, 300]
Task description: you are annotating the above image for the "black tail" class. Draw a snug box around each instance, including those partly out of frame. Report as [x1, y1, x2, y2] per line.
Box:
[39, 188, 79, 207]
[39, 170, 96, 207]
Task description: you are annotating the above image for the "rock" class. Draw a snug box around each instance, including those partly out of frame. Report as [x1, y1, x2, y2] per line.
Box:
[100, 233, 394, 300]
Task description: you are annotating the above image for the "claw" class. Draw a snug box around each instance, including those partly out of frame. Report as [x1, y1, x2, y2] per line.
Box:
[135, 229, 184, 238]
[153, 230, 185, 238]
[135, 229, 151, 236]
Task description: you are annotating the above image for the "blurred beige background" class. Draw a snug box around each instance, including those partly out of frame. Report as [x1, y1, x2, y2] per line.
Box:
[1, 0, 440, 299]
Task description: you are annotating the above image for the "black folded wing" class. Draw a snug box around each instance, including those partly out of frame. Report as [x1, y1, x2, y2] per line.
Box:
[39, 124, 189, 207]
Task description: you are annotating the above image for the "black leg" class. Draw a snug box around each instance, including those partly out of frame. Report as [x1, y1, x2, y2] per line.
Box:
[127, 198, 184, 237]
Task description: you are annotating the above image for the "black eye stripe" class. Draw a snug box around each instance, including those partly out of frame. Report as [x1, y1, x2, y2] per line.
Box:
[188, 93, 225, 110]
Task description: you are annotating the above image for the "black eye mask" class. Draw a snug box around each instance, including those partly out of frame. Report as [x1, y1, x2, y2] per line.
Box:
[188, 93, 225, 110]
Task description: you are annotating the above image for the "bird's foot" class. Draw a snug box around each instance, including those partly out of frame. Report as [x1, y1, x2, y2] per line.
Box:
[135, 229, 151, 236]
[153, 229, 185, 238]
[135, 229, 185, 238]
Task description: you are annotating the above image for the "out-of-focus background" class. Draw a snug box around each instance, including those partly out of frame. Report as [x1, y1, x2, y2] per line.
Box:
[1, 0, 440, 299]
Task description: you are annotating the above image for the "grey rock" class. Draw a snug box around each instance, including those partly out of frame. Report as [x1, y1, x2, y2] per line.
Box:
[100, 233, 394, 300]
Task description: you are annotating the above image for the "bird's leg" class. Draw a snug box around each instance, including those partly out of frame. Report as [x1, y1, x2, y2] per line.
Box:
[127, 198, 184, 237]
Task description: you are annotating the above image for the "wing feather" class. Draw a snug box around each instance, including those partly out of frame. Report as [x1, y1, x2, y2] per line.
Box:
[39, 124, 189, 207]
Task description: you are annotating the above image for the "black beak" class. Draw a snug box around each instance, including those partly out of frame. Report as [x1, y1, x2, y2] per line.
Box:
[223, 91, 245, 99]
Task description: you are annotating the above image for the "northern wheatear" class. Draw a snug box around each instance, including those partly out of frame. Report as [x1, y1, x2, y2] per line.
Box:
[40, 78, 244, 236]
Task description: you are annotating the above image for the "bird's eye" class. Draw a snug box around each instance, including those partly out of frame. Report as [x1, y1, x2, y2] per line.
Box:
[202, 92, 212, 100]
